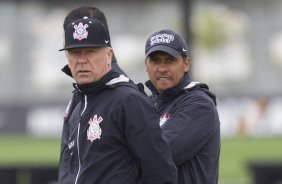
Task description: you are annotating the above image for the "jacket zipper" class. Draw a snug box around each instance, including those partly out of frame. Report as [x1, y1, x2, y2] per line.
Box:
[74, 95, 88, 184]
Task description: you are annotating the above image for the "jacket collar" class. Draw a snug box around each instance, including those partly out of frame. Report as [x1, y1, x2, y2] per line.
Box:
[145, 72, 191, 100]
[74, 69, 129, 95]
[146, 73, 217, 105]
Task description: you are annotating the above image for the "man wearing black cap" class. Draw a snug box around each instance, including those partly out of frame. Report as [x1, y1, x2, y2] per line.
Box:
[58, 18, 177, 184]
[61, 5, 127, 77]
[144, 29, 221, 184]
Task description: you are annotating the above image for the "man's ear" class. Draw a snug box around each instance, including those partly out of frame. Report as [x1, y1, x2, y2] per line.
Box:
[144, 59, 149, 72]
[107, 48, 113, 65]
[184, 57, 190, 72]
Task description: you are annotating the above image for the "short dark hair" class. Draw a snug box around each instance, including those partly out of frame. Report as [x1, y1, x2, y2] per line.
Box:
[63, 6, 108, 31]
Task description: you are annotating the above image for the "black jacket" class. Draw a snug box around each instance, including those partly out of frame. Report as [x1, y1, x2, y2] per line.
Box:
[146, 73, 220, 184]
[58, 69, 177, 184]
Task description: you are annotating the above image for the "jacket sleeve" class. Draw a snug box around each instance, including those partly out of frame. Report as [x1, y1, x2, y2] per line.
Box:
[122, 93, 177, 184]
[162, 92, 220, 166]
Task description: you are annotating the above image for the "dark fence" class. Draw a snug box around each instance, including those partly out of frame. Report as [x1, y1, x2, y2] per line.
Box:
[249, 161, 282, 184]
[0, 166, 58, 184]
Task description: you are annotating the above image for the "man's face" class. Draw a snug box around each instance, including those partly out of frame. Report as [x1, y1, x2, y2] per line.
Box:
[66, 47, 112, 84]
[145, 51, 190, 94]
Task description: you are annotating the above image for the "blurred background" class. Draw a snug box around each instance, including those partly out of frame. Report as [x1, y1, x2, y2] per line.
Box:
[0, 0, 281, 183]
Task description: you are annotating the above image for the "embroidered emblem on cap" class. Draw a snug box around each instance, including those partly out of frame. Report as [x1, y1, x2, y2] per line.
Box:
[73, 22, 89, 41]
[87, 114, 103, 142]
[150, 34, 174, 46]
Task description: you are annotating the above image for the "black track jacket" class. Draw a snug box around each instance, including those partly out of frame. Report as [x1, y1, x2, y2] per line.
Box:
[146, 73, 220, 184]
[58, 69, 177, 184]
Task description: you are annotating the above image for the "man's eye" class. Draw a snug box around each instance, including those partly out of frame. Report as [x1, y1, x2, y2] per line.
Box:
[150, 59, 160, 64]
[168, 58, 177, 63]
[149, 56, 158, 61]
[67, 49, 79, 54]
[87, 49, 95, 53]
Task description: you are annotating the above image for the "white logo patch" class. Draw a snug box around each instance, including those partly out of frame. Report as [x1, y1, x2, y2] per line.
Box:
[159, 113, 171, 127]
[73, 22, 89, 41]
[87, 115, 103, 142]
[150, 34, 174, 46]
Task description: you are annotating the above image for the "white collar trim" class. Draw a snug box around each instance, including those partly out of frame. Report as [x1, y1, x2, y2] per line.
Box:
[106, 75, 130, 85]
[183, 81, 200, 89]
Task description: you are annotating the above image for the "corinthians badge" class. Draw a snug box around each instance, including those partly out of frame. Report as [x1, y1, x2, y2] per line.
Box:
[87, 114, 103, 142]
[73, 22, 89, 41]
[159, 113, 171, 127]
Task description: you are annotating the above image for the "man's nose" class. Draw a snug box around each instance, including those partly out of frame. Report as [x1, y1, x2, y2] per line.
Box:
[77, 52, 88, 63]
[157, 62, 168, 72]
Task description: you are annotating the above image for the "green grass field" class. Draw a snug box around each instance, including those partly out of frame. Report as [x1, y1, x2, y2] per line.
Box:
[0, 135, 60, 167]
[0, 136, 281, 184]
[219, 137, 282, 184]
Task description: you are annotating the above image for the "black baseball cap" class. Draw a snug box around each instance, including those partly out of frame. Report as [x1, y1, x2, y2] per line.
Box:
[145, 29, 188, 58]
[59, 17, 111, 51]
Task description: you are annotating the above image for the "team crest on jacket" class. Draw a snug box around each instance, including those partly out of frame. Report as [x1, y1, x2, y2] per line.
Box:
[73, 22, 89, 40]
[87, 114, 103, 142]
[159, 113, 171, 127]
